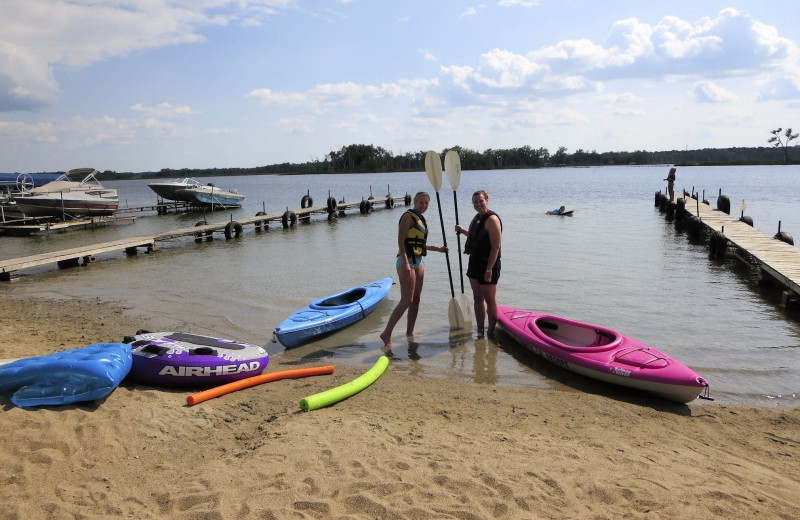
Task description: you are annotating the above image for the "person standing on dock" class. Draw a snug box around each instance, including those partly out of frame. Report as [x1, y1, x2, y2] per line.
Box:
[664, 167, 676, 201]
[381, 192, 449, 346]
[455, 190, 503, 337]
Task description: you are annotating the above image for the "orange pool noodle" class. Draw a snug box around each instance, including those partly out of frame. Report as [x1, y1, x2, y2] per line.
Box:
[186, 365, 334, 405]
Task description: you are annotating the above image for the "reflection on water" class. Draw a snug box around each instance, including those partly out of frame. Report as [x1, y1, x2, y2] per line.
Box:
[472, 338, 498, 384]
[2, 166, 799, 406]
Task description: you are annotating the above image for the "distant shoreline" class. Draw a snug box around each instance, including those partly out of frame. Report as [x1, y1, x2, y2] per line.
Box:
[13, 145, 797, 180]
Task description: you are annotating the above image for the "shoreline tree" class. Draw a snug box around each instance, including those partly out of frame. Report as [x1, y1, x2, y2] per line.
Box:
[768, 127, 799, 163]
[59, 143, 795, 180]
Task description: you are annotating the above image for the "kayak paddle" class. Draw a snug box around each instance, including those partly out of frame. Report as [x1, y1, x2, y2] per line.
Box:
[425, 150, 462, 330]
[444, 150, 472, 328]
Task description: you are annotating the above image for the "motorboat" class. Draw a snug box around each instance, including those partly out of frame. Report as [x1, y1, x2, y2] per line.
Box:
[147, 177, 203, 201]
[271, 278, 393, 348]
[1, 173, 63, 221]
[175, 183, 245, 207]
[497, 305, 710, 403]
[12, 168, 119, 218]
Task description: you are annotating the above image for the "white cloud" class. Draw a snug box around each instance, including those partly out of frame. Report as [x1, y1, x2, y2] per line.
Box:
[130, 102, 197, 117]
[498, 0, 540, 6]
[525, 8, 799, 82]
[597, 92, 640, 104]
[474, 49, 546, 88]
[0, 119, 57, 143]
[418, 49, 437, 62]
[208, 127, 236, 135]
[0, 111, 193, 156]
[3, 3, 800, 170]
[757, 77, 800, 100]
[241, 8, 799, 140]
[0, 1, 291, 112]
[692, 80, 738, 102]
[247, 79, 436, 114]
[652, 15, 721, 59]
[612, 108, 645, 117]
[0, 40, 61, 110]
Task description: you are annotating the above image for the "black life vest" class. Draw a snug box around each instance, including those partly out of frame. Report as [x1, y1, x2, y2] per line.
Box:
[464, 210, 502, 258]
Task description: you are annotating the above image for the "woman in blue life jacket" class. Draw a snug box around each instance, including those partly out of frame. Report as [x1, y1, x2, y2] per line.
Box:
[381, 192, 449, 346]
[455, 189, 502, 337]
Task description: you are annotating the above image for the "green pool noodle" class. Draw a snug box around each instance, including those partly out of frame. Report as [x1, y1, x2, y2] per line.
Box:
[300, 355, 389, 411]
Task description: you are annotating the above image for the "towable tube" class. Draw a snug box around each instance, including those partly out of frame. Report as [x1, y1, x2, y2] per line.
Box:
[186, 365, 334, 405]
[300, 355, 389, 411]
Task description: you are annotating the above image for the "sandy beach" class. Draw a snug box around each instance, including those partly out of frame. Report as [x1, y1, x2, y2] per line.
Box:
[1, 296, 799, 519]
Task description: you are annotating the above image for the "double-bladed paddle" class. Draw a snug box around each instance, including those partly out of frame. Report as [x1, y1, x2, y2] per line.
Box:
[444, 150, 472, 328]
[424, 150, 464, 330]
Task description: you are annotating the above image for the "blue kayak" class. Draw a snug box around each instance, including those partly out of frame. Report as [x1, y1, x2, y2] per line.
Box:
[272, 278, 393, 348]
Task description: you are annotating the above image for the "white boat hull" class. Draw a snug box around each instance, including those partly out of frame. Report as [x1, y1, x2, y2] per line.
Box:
[12, 168, 118, 217]
[176, 185, 245, 207]
[147, 178, 203, 201]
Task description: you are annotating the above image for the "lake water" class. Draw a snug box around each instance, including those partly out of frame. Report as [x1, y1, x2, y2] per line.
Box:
[2, 165, 799, 407]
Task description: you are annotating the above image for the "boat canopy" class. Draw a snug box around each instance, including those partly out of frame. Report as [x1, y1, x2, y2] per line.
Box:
[0, 173, 63, 189]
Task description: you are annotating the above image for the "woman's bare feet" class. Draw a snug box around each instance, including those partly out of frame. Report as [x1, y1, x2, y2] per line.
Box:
[380, 331, 393, 346]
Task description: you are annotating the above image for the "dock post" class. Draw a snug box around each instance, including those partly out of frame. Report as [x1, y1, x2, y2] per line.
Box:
[0, 270, 18, 282]
[57, 258, 80, 269]
[780, 290, 799, 308]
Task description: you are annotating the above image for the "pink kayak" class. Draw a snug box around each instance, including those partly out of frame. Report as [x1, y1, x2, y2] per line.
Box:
[497, 306, 710, 403]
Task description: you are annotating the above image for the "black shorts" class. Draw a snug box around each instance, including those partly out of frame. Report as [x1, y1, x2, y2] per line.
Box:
[467, 257, 500, 285]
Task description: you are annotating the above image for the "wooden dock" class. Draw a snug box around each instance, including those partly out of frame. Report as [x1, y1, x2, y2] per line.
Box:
[0, 237, 156, 281]
[0, 194, 408, 281]
[657, 191, 800, 307]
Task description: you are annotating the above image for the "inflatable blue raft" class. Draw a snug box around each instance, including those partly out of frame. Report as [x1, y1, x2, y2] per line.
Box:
[0, 343, 132, 407]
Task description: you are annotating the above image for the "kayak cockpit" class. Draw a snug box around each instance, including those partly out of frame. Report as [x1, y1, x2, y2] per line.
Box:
[530, 316, 622, 352]
[311, 288, 367, 309]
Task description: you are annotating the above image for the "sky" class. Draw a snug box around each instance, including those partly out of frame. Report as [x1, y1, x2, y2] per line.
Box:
[1, 1, 800, 173]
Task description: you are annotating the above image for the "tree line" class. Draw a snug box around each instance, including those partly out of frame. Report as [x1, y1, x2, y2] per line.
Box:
[102, 142, 797, 180]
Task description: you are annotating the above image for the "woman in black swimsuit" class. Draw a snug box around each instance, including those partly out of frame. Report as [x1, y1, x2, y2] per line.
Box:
[455, 189, 502, 337]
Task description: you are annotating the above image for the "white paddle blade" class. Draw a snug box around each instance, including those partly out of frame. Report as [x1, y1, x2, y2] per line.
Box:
[444, 150, 462, 190]
[459, 293, 472, 325]
[448, 298, 466, 330]
[425, 150, 443, 191]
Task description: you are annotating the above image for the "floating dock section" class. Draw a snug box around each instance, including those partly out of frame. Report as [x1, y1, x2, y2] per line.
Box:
[656, 189, 800, 308]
